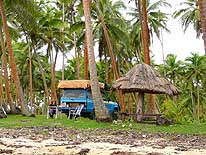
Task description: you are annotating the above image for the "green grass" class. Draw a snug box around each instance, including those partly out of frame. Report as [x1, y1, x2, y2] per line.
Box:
[0, 114, 206, 135]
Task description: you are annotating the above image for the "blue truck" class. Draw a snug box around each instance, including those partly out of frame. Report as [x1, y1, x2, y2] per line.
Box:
[57, 80, 119, 119]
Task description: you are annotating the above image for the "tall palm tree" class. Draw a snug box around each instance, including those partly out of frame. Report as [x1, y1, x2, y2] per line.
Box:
[197, 0, 206, 54]
[83, 0, 110, 121]
[185, 53, 206, 120]
[135, 0, 168, 119]
[0, 62, 4, 107]
[0, 0, 30, 115]
[0, 26, 16, 113]
[95, 0, 125, 113]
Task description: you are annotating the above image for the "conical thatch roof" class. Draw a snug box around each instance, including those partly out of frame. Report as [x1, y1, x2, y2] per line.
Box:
[113, 63, 181, 96]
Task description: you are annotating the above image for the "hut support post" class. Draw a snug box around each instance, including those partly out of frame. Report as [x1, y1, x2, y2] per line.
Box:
[136, 92, 144, 122]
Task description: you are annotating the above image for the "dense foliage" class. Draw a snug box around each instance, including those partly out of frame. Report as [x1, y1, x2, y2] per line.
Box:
[0, 0, 205, 123]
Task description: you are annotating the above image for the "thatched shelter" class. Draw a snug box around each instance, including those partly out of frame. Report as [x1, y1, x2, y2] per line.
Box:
[58, 80, 104, 89]
[112, 63, 181, 122]
[113, 63, 180, 96]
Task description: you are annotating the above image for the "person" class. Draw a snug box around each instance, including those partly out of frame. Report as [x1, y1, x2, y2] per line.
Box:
[49, 100, 57, 118]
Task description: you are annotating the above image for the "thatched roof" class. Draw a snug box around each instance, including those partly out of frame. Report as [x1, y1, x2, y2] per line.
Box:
[58, 80, 104, 89]
[112, 63, 181, 96]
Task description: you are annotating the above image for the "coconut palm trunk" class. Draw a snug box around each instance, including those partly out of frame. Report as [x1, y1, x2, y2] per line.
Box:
[83, 0, 110, 121]
[0, 64, 4, 107]
[137, 0, 158, 118]
[29, 45, 34, 114]
[95, 0, 125, 113]
[0, 0, 30, 115]
[198, 0, 206, 54]
[0, 26, 16, 113]
[32, 44, 50, 107]
[48, 42, 58, 104]
[84, 36, 89, 80]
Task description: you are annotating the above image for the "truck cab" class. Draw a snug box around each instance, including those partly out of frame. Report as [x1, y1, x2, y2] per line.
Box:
[57, 80, 119, 119]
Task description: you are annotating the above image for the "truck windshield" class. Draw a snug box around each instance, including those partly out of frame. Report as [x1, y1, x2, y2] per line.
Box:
[63, 89, 84, 98]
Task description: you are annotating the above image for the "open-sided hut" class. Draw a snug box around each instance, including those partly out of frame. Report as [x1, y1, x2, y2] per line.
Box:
[112, 63, 181, 121]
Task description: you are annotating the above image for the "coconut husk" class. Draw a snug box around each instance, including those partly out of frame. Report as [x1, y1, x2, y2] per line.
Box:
[58, 80, 104, 89]
[113, 63, 181, 96]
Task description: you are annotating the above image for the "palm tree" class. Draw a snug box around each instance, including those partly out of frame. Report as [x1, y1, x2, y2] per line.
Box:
[173, 0, 201, 37]
[0, 26, 16, 113]
[0, 62, 4, 108]
[0, 0, 30, 115]
[134, 0, 170, 118]
[83, 0, 110, 121]
[164, 54, 183, 85]
[95, 0, 125, 113]
[184, 53, 206, 120]
[130, 0, 170, 45]
[197, 0, 206, 54]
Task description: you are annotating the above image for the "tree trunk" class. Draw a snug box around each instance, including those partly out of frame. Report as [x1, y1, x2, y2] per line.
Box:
[83, 0, 110, 121]
[0, 70, 6, 118]
[70, 8, 80, 79]
[95, 0, 125, 113]
[62, 3, 65, 80]
[0, 65, 4, 107]
[48, 42, 58, 104]
[198, 0, 206, 54]
[84, 36, 89, 80]
[0, 0, 30, 116]
[29, 45, 34, 114]
[32, 44, 50, 108]
[127, 95, 131, 114]
[104, 54, 109, 84]
[0, 26, 16, 113]
[136, 92, 144, 122]
[137, 0, 157, 115]
[190, 90, 196, 119]
[74, 35, 80, 79]
[197, 86, 200, 121]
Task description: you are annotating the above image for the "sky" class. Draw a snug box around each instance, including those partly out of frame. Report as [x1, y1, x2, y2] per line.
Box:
[122, 0, 205, 64]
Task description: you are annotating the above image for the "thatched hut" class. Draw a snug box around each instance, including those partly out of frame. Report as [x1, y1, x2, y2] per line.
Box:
[112, 63, 181, 122]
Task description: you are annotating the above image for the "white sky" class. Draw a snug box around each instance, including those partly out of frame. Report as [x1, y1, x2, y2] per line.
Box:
[122, 0, 205, 64]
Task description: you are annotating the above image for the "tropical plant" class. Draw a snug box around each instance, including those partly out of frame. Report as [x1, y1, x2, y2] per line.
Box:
[0, 0, 31, 115]
[83, 0, 110, 121]
[173, 0, 201, 37]
[184, 53, 206, 120]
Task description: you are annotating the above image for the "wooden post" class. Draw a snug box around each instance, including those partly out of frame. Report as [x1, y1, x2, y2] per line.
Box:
[136, 92, 144, 122]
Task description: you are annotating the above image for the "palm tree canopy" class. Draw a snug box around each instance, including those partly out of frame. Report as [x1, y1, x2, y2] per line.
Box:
[173, 0, 201, 37]
[112, 63, 181, 95]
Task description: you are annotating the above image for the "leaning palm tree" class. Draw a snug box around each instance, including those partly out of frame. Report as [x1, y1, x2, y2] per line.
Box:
[0, 26, 16, 113]
[95, 0, 126, 113]
[0, 0, 30, 115]
[83, 0, 110, 121]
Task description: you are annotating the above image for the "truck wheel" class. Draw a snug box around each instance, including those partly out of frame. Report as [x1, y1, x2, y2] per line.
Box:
[89, 110, 95, 120]
[112, 108, 119, 120]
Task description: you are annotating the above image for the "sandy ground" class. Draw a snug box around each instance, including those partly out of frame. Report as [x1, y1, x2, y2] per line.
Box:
[0, 127, 206, 155]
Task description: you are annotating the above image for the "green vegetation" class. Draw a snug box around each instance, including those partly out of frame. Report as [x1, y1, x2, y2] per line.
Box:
[0, 0, 206, 125]
[1, 115, 206, 135]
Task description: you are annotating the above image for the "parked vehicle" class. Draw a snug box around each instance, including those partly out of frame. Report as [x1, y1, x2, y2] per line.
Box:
[57, 80, 119, 119]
